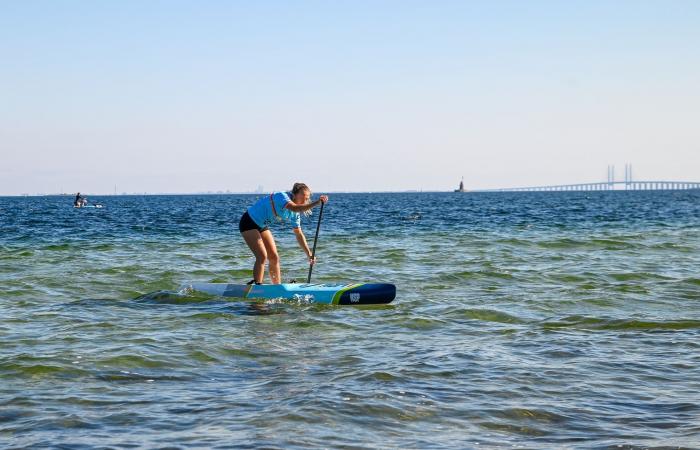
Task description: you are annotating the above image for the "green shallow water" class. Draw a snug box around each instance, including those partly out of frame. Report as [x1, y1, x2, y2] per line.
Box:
[1, 192, 700, 449]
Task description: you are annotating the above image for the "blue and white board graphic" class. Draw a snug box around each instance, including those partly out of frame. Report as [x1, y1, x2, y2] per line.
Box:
[181, 282, 396, 305]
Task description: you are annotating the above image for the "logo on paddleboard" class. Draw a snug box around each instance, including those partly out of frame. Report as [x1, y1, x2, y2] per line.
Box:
[349, 293, 361, 303]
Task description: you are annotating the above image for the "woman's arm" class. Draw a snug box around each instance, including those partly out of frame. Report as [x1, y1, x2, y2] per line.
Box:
[293, 227, 315, 263]
[284, 195, 328, 213]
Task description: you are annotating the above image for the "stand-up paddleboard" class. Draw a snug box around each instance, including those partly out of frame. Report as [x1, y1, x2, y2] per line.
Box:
[184, 198, 397, 305]
[180, 282, 396, 305]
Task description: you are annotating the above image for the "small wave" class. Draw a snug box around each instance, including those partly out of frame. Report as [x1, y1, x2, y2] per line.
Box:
[493, 407, 569, 424]
[1, 248, 33, 258]
[448, 270, 514, 281]
[608, 272, 673, 282]
[479, 421, 548, 436]
[589, 238, 637, 249]
[681, 278, 700, 286]
[476, 407, 570, 437]
[187, 350, 221, 364]
[356, 371, 405, 382]
[611, 284, 649, 294]
[88, 243, 114, 251]
[99, 354, 174, 369]
[186, 304, 282, 317]
[447, 308, 526, 324]
[536, 238, 587, 249]
[541, 315, 700, 331]
[495, 237, 533, 247]
[94, 370, 193, 383]
[648, 242, 695, 252]
[42, 243, 71, 251]
[0, 407, 36, 425]
[188, 269, 217, 276]
[133, 289, 210, 304]
[393, 316, 448, 330]
[536, 238, 636, 250]
[0, 358, 90, 379]
[218, 347, 279, 362]
[546, 273, 588, 283]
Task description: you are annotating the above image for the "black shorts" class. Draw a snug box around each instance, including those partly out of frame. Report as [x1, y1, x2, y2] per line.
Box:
[239, 211, 269, 233]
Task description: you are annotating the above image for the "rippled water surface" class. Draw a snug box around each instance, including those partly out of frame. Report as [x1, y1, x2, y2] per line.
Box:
[1, 192, 700, 449]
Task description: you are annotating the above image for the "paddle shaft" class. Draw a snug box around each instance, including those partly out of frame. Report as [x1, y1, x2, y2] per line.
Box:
[307, 201, 325, 283]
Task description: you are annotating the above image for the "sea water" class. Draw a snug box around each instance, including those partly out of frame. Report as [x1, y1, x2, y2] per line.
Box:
[1, 192, 699, 448]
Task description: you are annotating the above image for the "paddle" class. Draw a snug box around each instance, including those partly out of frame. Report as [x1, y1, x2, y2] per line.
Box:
[306, 200, 325, 283]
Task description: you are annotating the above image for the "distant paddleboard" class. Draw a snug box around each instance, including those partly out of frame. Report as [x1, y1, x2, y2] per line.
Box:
[180, 282, 396, 305]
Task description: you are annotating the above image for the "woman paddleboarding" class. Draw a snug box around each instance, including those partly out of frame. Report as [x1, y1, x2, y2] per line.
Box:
[239, 183, 328, 285]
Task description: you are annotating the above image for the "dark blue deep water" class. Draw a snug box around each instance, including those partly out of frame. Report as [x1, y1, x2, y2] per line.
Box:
[1, 192, 699, 449]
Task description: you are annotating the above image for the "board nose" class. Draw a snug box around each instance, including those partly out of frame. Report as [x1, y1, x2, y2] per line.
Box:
[338, 283, 396, 305]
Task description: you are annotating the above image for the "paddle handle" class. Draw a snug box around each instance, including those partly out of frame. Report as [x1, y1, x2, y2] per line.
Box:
[307, 200, 325, 283]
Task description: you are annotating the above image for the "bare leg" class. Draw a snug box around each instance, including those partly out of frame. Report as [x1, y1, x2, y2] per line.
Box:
[260, 230, 281, 284]
[241, 229, 267, 283]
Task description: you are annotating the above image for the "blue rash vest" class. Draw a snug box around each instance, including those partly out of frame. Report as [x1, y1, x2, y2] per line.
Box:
[247, 192, 301, 230]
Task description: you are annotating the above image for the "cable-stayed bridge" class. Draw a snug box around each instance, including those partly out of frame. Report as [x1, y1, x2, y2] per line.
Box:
[473, 165, 700, 192]
[481, 180, 700, 192]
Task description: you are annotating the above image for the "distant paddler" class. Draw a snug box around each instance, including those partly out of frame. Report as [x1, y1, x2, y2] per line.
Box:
[73, 193, 103, 208]
[73, 192, 87, 207]
[239, 183, 328, 285]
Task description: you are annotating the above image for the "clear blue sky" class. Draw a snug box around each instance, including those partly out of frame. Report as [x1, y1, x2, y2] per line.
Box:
[1, 0, 698, 195]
